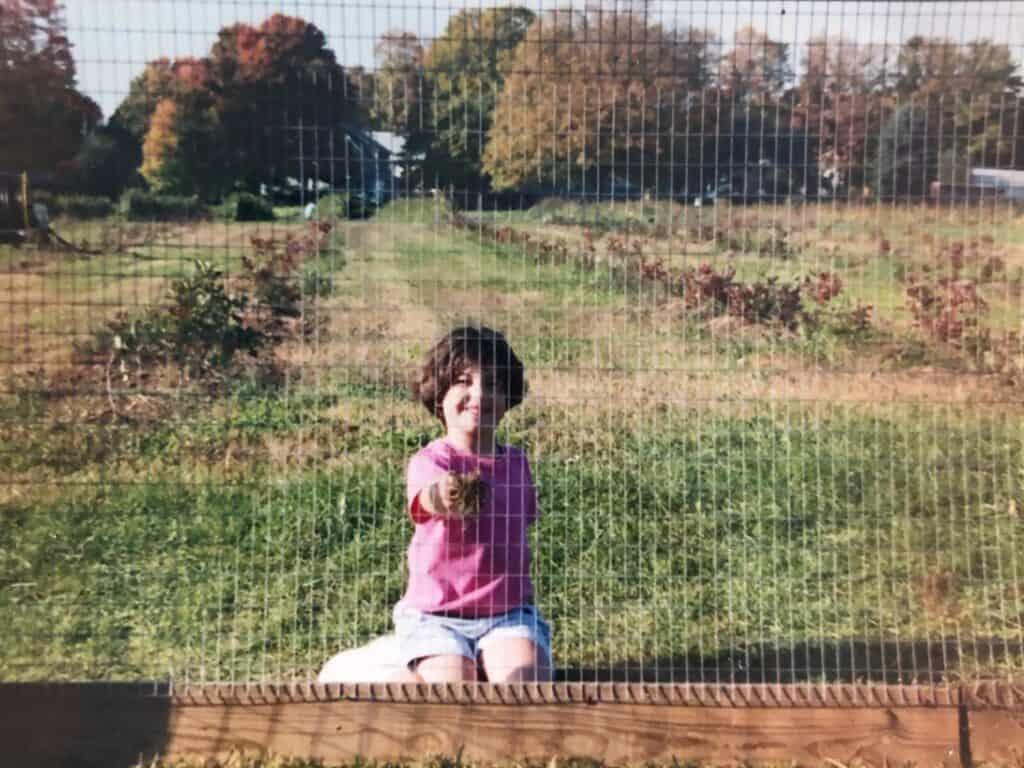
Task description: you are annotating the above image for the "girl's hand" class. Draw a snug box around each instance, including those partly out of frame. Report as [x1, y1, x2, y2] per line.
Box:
[436, 470, 486, 520]
[438, 471, 460, 512]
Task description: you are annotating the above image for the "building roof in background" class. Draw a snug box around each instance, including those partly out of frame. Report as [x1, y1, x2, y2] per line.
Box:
[971, 168, 1024, 187]
[371, 131, 404, 155]
[339, 122, 392, 159]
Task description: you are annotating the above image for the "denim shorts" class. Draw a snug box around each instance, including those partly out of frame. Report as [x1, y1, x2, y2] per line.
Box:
[392, 602, 552, 672]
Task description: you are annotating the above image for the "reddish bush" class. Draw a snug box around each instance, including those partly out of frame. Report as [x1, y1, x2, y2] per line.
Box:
[244, 220, 334, 322]
[807, 271, 843, 305]
[905, 278, 987, 346]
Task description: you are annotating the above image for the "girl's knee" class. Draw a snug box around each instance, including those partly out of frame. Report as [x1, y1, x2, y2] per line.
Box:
[414, 653, 479, 683]
[479, 638, 552, 683]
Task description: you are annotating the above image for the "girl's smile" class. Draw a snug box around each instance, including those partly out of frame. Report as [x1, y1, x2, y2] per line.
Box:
[442, 365, 507, 452]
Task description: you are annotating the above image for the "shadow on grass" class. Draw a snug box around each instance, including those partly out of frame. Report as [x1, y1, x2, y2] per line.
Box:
[556, 637, 1024, 684]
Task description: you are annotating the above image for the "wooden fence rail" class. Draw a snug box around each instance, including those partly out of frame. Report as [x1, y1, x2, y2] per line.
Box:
[2, 682, 1022, 767]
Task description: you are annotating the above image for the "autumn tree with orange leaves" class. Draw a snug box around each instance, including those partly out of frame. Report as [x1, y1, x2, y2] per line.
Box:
[0, 0, 100, 173]
[137, 80, 222, 198]
[139, 99, 179, 191]
[106, 13, 366, 199]
[205, 13, 363, 192]
[482, 8, 719, 194]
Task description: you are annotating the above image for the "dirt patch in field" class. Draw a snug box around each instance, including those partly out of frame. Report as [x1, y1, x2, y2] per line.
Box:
[142, 219, 311, 250]
[526, 363, 1024, 413]
[2, 270, 93, 375]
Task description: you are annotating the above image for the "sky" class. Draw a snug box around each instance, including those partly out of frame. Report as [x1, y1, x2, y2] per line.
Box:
[62, 0, 1024, 121]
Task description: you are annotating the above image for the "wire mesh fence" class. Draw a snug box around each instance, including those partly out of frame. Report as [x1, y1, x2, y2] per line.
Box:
[1, 0, 1023, 688]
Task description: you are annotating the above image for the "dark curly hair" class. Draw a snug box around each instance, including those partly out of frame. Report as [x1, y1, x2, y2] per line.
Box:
[414, 325, 527, 423]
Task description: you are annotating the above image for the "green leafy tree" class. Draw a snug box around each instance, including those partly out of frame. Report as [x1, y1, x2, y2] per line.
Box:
[892, 37, 1022, 193]
[68, 121, 140, 196]
[371, 31, 427, 133]
[111, 58, 177, 144]
[0, 0, 101, 172]
[414, 6, 535, 192]
[344, 64, 373, 127]
[896, 36, 1021, 99]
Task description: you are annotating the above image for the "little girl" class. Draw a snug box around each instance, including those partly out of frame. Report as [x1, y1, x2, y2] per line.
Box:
[390, 325, 552, 683]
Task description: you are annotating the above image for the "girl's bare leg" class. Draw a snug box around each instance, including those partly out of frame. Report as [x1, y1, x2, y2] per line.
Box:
[413, 654, 479, 682]
[477, 638, 552, 683]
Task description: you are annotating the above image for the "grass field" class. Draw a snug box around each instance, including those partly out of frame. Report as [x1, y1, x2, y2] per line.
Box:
[1, 198, 1023, 685]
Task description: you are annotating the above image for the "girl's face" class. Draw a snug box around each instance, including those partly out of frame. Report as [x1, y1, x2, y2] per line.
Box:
[441, 364, 507, 435]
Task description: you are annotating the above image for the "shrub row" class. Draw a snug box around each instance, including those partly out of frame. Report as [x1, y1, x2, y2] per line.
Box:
[32, 192, 115, 219]
[32, 190, 284, 222]
[450, 210, 868, 334]
[121, 190, 206, 221]
[314, 192, 369, 221]
[216, 192, 275, 222]
[77, 220, 341, 387]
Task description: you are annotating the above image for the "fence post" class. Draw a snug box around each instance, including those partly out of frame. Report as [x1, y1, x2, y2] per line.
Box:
[21, 171, 30, 232]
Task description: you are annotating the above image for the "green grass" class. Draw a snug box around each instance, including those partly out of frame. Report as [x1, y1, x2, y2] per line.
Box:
[375, 197, 453, 224]
[395, 240, 623, 306]
[474, 198, 691, 230]
[2, 397, 1021, 682]
[2, 202, 1023, 686]
[273, 206, 306, 222]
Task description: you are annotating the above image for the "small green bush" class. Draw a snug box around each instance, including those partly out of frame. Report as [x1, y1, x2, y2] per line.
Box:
[121, 190, 206, 221]
[236, 192, 274, 221]
[86, 259, 265, 382]
[52, 194, 116, 219]
[315, 193, 367, 220]
[218, 192, 275, 222]
[315, 192, 348, 219]
[301, 255, 340, 298]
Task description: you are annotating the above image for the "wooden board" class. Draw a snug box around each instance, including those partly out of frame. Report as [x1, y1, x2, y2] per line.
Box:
[0, 683, 172, 768]
[963, 708, 1024, 766]
[165, 699, 963, 766]
[0, 683, 970, 767]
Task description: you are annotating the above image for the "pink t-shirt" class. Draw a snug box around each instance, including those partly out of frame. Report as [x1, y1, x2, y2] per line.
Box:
[398, 437, 539, 617]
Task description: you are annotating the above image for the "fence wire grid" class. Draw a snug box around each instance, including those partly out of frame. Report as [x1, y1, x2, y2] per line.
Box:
[1, 0, 1023, 688]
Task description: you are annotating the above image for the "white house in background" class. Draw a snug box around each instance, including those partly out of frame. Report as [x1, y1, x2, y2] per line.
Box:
[970, 168, 1024, 200]
[370, 131, 405, 171]
[371, 131, 425, 189]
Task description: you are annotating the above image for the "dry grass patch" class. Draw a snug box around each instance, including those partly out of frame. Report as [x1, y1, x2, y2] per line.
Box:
[525, 360, 1024, 414]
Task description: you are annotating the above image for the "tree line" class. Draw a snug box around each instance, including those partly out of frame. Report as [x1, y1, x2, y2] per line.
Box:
[379, 7, 1023, 200]
[3, 1, 1021, 204]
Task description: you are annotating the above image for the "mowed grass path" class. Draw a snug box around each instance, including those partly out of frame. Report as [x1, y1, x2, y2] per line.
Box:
[1, 201, 1022, 683]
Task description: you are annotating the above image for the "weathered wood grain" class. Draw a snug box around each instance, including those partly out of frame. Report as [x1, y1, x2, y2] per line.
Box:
[166, 700, 963, 765]
[0, 683, 969, 766]
[964, 708, 1024, 766]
